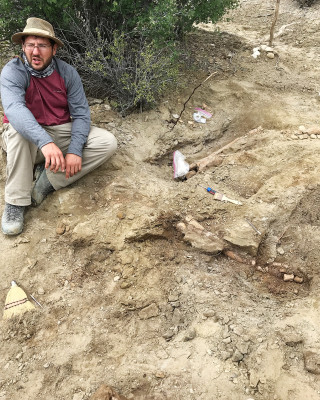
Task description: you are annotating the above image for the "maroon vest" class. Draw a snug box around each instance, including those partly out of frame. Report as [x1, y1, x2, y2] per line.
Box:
[3, 70, 71, 126]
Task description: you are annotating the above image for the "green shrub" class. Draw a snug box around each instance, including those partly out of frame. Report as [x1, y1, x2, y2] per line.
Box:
[60, 23, 179, 114]
[0, 0, 239, 113]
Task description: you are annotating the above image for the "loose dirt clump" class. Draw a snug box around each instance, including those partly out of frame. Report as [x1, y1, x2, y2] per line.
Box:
[1, 0, 320, 399]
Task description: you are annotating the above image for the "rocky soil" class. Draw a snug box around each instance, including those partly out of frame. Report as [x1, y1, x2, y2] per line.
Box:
[1, 0, 320, 399]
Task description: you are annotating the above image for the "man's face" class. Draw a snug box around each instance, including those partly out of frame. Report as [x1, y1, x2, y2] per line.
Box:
[22, 35, 57, 71]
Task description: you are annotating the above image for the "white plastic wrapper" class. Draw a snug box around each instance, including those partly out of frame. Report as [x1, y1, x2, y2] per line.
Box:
[173, 150, 189, 179]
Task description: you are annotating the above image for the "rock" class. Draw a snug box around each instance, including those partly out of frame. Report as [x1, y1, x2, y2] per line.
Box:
[117, 212, 126, 220]
[73, 393, 84, 400]
[304, 351, 320, 374]
[118, 253, 134, 265]
[172, 308, 183, 325]
[168, 294, 179, 302]
[203, 310, 216, 318]
[177, 216, 225, 254]
[89, 384, 128, 400]
[232, 349, 244, 362]
[183, 328, 196, 341]
[277, 247, 285, 255]
[72, 221, 96, 245]
[221, 351, 232, 360]
[120, 281, 132, 289]
[155, 371, 166, 379]
[237, 342, 249, 354]
[249, 370, 260, 387]
[163, 330, 175, 340]
[299, 125, 306, 132]
[37, 288, 45, 295]
[56, 221, 66, 235]
[266, 52, 275, 59]
[138, 303, 159, 319]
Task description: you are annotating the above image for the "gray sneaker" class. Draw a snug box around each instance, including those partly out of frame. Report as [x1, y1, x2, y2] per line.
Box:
[31, 168, 55, 206]
[2, 202, 25, 235]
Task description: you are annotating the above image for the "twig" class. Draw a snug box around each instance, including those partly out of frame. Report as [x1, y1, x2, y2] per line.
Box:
[170, 72, 217, 130]
[245, 219, 262, 235]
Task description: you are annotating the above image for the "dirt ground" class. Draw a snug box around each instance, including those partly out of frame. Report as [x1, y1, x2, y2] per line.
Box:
[1, 0, 320, 399]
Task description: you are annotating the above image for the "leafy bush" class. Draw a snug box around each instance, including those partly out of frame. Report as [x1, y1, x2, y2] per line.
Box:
[0, 0, 239, 113]
[60, 21, 179, 114]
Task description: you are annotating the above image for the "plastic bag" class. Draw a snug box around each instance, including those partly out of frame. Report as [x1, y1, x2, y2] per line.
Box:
[173, 150, 189, 179]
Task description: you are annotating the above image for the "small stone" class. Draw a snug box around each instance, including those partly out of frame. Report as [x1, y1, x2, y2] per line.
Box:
[283, 274, 294, 282]
[311, 134, 317, 139]
[232, 349, 244, 362]
[303, 351, 320, 374]
[113, 276, 121, 282]
[221, 351, 232, 360]
[56, 221, 66, 235]
[163, 330, 174, 340]
[138, 303, 159, 319]
[72, 393, 84, 400]
[117, 212, 126, 220]
[291, 134, 298, 140]
[120, 281, 132, 289]
[237, 342, 249, 354]
[183, 328, 196, 342]
[249, 370, 259, 387]
[43, 362, 50, 368]
[266, 52, 275, 59]
[37, 287, 45, 295]
[203, 310, 216, 318]
[172, 114, 180, 119]
[277, 247, 285, 255]
[168, 294, 179, 302]
[155, 371, 166, 379]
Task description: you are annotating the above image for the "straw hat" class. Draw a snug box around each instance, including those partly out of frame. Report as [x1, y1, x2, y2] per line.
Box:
[12, 17, 64, 48]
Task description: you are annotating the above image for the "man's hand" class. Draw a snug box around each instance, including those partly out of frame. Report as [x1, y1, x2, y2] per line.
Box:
[65, 153, 82, 179]
[41, 142, 66, 173]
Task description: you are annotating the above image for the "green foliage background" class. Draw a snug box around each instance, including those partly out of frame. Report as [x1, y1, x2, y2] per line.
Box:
[0, 0, 239, 113]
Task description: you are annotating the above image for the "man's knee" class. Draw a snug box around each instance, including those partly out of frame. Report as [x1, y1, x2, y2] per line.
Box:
[90, 127, 117, 159]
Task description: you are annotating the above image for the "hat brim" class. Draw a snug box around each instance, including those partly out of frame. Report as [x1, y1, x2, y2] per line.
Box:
[12, 32, 64, 48]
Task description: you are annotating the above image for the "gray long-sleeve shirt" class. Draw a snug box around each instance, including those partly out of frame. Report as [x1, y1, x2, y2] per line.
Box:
[0, 56, 91, 157]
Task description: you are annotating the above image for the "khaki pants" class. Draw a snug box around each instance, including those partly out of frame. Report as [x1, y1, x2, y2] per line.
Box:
[1, 122, 117, 206]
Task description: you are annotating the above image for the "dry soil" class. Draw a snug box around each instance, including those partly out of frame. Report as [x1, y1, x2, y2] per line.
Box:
[1, 1, 320, 399]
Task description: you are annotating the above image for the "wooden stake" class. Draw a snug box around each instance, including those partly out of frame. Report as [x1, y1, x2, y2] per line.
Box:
[269, 0, 281, 47]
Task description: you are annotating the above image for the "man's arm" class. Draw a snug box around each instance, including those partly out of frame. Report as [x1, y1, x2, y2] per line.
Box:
[56, 59, 91, 158]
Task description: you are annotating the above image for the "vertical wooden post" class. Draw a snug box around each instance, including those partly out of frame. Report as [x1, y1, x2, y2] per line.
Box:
[269, 0, 281, 47]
